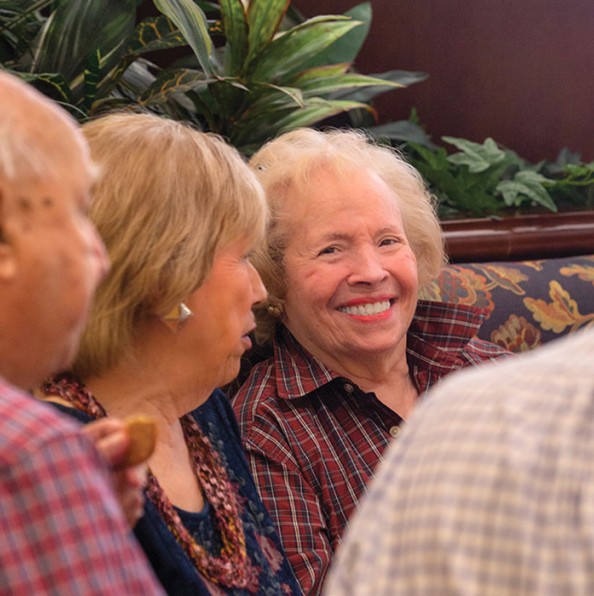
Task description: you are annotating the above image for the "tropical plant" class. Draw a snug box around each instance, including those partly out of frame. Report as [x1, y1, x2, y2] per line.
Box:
[0, 0, 139, 117]
[402, 131, 594, 218]
[0, 0, 425, 154]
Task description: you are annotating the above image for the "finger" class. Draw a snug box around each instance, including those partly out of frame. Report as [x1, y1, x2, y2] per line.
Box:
[121, 464, 148, 489]
[83, 424, 130, 468]
[82, 418, 125, 441]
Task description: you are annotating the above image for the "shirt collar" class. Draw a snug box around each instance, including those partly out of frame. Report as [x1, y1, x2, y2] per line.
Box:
[272, 301, 486, 400]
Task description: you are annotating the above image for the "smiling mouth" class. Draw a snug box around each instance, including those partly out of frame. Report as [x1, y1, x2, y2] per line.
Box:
[338, 300, 392, 316]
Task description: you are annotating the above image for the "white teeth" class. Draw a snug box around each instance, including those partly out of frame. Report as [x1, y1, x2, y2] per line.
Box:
[339, 300, 391, 316]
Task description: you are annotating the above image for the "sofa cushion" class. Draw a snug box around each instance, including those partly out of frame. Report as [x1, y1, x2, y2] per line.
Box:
[419, 253, 594, 352]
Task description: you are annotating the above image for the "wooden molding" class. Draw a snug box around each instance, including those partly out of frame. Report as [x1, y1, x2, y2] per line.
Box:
[442, 210, 594, 263]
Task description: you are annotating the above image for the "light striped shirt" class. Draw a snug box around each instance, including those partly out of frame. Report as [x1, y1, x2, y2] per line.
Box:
[325, 328, 594, 595]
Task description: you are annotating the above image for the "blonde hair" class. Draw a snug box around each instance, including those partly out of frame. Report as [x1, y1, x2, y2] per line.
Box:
[249, 127, 445, 344]
[74, 112, 267, 378]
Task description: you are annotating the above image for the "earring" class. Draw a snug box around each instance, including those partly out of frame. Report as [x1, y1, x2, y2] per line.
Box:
[163, 302, 193, 332]
[266, 303, 284, 318]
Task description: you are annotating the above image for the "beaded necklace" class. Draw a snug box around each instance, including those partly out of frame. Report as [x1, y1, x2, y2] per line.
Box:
[41, 373, 251, 590]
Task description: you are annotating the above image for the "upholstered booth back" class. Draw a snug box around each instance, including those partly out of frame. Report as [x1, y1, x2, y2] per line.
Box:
[420, 254, 594, 352]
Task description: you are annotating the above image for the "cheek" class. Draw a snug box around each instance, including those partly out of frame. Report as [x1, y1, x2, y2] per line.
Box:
[286, 258, 344, 298]
[285, 269, 330, 314]
[396, 251, 419, 290]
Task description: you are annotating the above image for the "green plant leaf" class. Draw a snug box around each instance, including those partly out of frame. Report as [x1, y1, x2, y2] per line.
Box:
[118, 57, 156, 92]
[277, 98, 374, 127]
[497, 171, 557, 211]
[330, 69, 427, 102]
[287, 63, 350, 83]
[153, 0, 213, 75]
[368, 120, 434, 147]
[0, 0, 43, 64]
[250, 83, 305, 108]
[295, 72, 401, 98]
[374, 69, 429, 87]
[322, 2, 371, 63]
[245, 0, 290, 65]
[139, 68, 212, 105]
[251, 16, 362, 82]
[81, 48, 101, 112]
[233, 97, 373, 147]
[263, 98, 374, 134]
[409, 143, 503, 215]
[10, 69, 72, 105]
[472, 157, 516, 194]
[206, 77, 253, 129]
[445, 136, 506, 173]
[194, 0, 221, 11]
[31, 0, 135, 103]
[295, 2, 372, 71]
[131, 16, 187, 55]
[219, 0, 248, 76]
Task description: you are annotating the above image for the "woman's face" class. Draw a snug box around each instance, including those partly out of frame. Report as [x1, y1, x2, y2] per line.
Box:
[183, 236, 267, 389]
[281, 166, 419, 367]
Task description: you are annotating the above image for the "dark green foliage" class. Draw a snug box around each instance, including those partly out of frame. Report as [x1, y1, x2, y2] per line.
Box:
[403, 133, 594, 218]
[0, 0, 421, 154]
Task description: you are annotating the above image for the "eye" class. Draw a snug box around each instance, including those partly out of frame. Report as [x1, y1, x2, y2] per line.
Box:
[379, 237, 400, 247]
[317, 246, 339, 256]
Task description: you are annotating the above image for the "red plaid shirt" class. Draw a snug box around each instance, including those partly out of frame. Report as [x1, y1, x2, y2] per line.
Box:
[232, 301, 510, 595]
[0, 378, 164, 594]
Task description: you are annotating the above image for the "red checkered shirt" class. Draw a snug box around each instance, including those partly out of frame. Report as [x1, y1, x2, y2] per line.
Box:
[232, 301, 510, 595]
[0, 378, 164, 594]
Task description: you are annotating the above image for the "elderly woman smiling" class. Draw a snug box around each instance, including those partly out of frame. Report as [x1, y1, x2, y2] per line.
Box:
[232, 128, 509, 594]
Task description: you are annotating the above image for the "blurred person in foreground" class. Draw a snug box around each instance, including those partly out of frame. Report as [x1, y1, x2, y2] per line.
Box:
[232, 127, 510, 593]
[39, 112, 300, 595]
[0, 72, 163, 593]
[326, 327, 594, 595]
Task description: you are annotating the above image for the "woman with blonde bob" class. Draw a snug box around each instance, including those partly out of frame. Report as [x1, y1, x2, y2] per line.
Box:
[232, 127, 509, 594]
[39, 112, 300, 595]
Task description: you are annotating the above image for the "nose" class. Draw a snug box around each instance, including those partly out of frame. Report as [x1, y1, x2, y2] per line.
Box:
[249, 262, 267, 305]
[347, 246, 389, 285]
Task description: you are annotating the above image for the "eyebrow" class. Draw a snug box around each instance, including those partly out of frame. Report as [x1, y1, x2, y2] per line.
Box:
[319, 227, 401, 242]
[318, 232, 352, 243]
[376, 226, 404, 236]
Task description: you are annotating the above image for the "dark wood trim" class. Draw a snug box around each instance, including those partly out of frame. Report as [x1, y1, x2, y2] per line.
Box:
[442, 210, 594, 263]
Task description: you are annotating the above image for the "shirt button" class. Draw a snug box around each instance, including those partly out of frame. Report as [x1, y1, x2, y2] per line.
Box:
[389, 425, 402, 439]
[344, 383, 354, 394]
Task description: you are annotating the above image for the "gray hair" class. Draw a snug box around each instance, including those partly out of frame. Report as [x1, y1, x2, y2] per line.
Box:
[249, 127, 446, 344]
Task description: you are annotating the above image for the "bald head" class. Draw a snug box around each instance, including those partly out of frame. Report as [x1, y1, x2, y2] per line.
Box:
[0, 72, 93, 182]
[0, 72, 108, 389]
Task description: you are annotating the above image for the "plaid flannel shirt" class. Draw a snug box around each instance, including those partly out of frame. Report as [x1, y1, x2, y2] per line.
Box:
[0, 379, 163, 595]
[232, 300, 509, 595]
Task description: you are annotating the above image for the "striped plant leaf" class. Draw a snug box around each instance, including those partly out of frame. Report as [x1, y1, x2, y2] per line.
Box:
[153, 0, 213, 75]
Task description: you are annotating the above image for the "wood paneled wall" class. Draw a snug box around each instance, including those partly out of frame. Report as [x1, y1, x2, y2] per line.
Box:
[295, 0, 594, 162]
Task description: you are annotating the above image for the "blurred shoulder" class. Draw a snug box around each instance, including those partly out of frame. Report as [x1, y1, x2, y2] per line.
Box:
[0, 379, 84, 462]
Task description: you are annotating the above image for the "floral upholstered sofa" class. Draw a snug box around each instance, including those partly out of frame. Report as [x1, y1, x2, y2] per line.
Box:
[420, 253, 594, 353]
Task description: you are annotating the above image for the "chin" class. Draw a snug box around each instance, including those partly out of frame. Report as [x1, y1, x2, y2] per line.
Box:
[215, 359, 242, 388]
